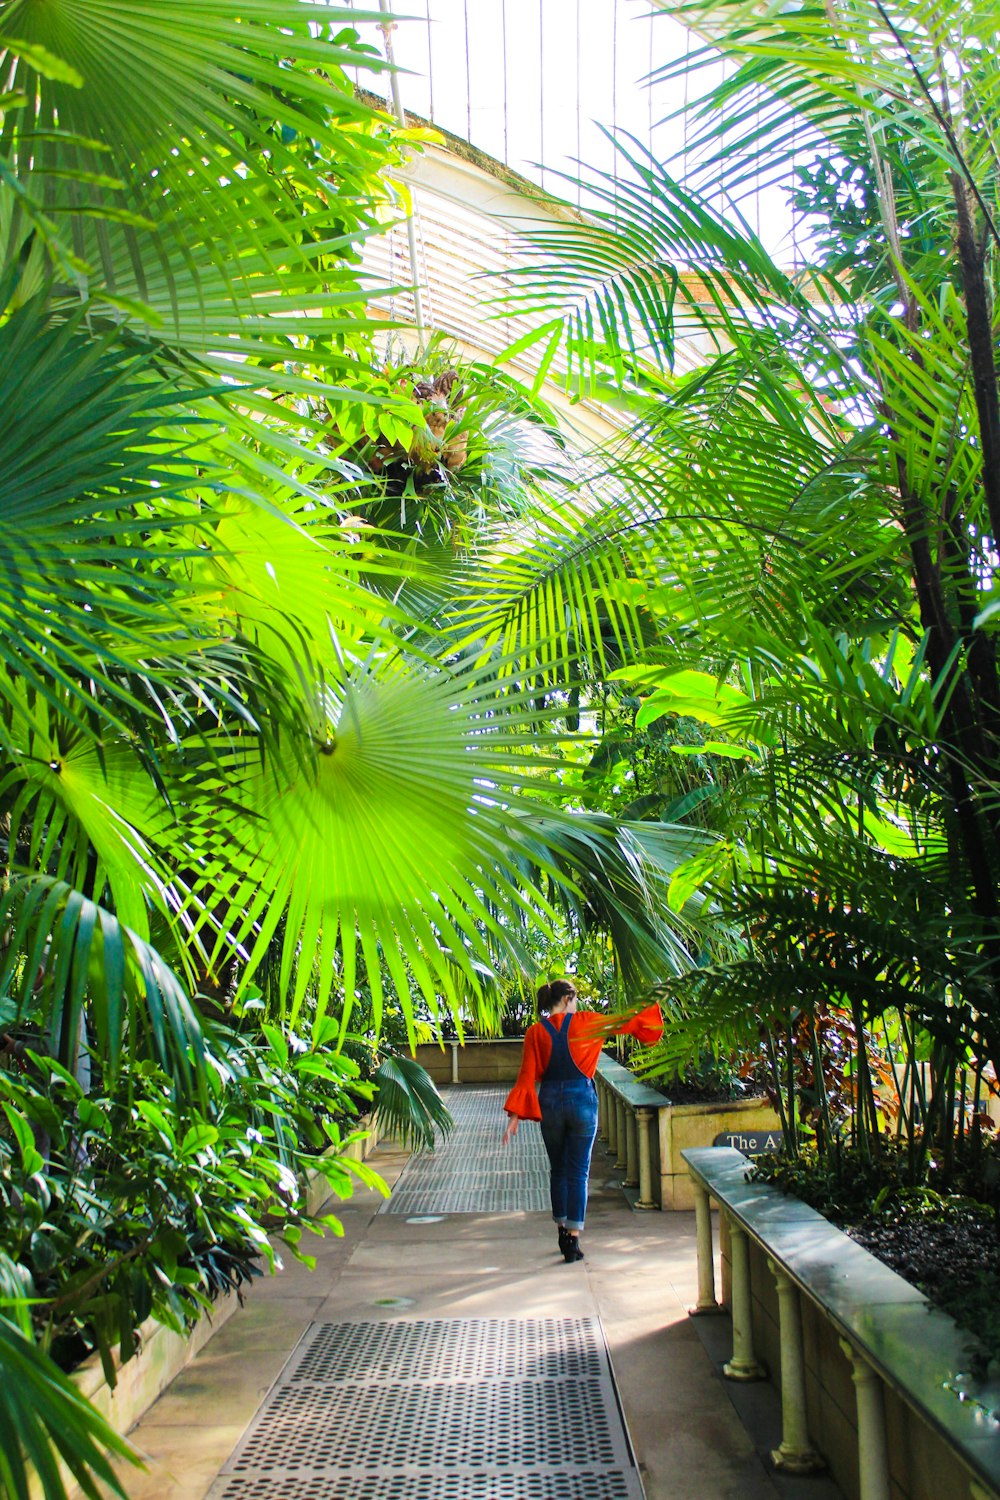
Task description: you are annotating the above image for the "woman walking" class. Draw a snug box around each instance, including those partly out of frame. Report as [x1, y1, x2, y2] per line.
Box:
[502, 980, 663, 1262]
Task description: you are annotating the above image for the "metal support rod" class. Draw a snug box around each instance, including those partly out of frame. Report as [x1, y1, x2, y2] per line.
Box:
[840, 1340, 890, 1500]
[624, 1106, 639, 1188]
[635, 1108, 656, 1209]
[724, 1220, 766, 1380]
[768, 1260, 824, 1473]
[378, 0, 425, 336]
[689, 1178, 722, 1314]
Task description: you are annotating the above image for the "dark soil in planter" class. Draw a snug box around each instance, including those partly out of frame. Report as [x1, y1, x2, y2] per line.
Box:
[754, 1144, 1000, 1374]
[844, 1204, 1000, 1372]
[649, 1080, 769, 1106]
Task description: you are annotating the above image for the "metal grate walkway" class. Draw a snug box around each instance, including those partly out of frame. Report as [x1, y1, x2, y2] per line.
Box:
[382, 1085, 551, 1215]
[207, 1090, 643, 1497]
[208, 1317, 644, 1498]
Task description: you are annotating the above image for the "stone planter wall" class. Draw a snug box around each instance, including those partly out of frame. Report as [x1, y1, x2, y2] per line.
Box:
[595, 1056, 782, 1211]
[656, 1096, 782, 1210]
[411, 1038, 525, 1085]
[684, 1146, 1000, 1500]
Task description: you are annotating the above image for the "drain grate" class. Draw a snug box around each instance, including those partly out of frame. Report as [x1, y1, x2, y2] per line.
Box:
[383, 1086, 552, 1215]
[208, 1317, 643, 1498]
[212, 1473, 637, 1498]
[227, 1378, 620, 1471]
[283, 1315, 606, 1383]
[386, 1183, 551, 1214]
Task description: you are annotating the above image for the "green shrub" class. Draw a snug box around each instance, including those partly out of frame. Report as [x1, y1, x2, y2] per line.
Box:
[0, 1018, 382, 1383]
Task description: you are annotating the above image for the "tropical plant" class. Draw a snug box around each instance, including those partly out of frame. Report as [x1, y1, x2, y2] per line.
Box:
[0, 1, 720, 1488]
[0, 1256, 136, 1500]
[491, 0, 1000, 1173]
[0, 1017, 379, 1366]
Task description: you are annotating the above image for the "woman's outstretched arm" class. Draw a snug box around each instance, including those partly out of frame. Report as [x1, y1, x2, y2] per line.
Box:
[502, 1024, 549, 1128]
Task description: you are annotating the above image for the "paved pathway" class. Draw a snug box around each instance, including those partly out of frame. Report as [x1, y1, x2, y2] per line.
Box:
[105, 1087, 846, 1500]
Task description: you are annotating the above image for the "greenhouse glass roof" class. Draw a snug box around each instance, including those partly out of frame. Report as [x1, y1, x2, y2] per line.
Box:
[346, 0, 695, 199]
[349, 1, 793, 415]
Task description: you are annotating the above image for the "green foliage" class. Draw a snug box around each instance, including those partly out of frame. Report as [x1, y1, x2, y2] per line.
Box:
[654, 1047, 766, 1104]
[0, 1286, 137, 1500]
[0, 0, 722, 1490]
[496, 0, 1000, 1185]
[0, 1020, 380, 1383]
[753, 1140, 907, 1221]
[369, 1052, 453, 1152]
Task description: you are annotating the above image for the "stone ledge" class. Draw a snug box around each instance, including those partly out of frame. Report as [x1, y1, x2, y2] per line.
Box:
[596, 1053, 667, 1110]
[684, 1145, 1000, 1500]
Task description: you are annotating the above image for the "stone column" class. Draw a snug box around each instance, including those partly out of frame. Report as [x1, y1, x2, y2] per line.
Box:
[614, 1097, 629, 1171]
[839, 1340, 890, 1500]
[450, 1042, 459, 1084]
[596, 1078, 608, 1141]
[768, 1259, 824, 1472]
[723, 1220, 766, 1380]
[606, 1088, 619, 1156]
[624, 1107, 639, 1187]
[635, 1108, 656, 1209]
[688, 1177, 721, 1314]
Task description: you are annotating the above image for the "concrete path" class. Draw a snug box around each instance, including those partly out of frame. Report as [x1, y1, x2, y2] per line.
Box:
[107, 1088, 845, 1500]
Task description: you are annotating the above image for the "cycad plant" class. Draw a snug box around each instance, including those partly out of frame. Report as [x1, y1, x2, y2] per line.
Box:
[497, 0, 1000, 1168]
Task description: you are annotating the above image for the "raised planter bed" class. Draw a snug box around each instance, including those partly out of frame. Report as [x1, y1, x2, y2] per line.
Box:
[411, 1037, 525, 1086]
[595, 1055, 781, 1210]
[683, 1145, 1000, 1500]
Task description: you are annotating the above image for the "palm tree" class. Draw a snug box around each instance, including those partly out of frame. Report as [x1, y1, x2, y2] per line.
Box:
[489, 0, 1000, 1144]
[0, 5, 715, 1488]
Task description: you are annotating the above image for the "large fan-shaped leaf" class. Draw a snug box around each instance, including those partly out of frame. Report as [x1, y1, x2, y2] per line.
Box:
[370, 1051, 453, 1151]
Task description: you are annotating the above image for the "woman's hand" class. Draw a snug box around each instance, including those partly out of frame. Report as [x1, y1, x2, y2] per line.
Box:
[502, 1115, 519, 1146]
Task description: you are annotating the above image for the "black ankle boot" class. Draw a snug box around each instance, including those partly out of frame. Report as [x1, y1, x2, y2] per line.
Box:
[557, 1225, 572, 1256]
[562, 1236, 584, 1263]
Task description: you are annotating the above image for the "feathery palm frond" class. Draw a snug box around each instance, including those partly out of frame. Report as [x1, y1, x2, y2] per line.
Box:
[501, 810, 713, 990]
[0, 1262, 138, 1500]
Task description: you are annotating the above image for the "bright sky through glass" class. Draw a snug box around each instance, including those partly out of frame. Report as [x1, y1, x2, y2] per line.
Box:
[398, 0, 690, 195]
[343, 2, 694, 191]
[344, 0, 794, 256]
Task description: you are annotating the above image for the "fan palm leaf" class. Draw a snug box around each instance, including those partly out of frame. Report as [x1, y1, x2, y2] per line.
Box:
[370, 1051, 453, 1152]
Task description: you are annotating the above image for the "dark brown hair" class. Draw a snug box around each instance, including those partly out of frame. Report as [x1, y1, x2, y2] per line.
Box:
[537, 979, 576, 1010]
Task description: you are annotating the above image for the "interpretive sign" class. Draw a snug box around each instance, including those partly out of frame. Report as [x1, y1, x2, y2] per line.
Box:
[712, 1129, 782, 1155]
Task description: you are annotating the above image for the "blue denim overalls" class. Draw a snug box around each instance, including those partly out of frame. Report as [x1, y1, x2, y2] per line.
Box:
[537, 1013, 599, 1231]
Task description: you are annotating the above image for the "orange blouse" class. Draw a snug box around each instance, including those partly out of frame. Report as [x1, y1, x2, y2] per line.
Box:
[503, 1004, 664, 1122]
